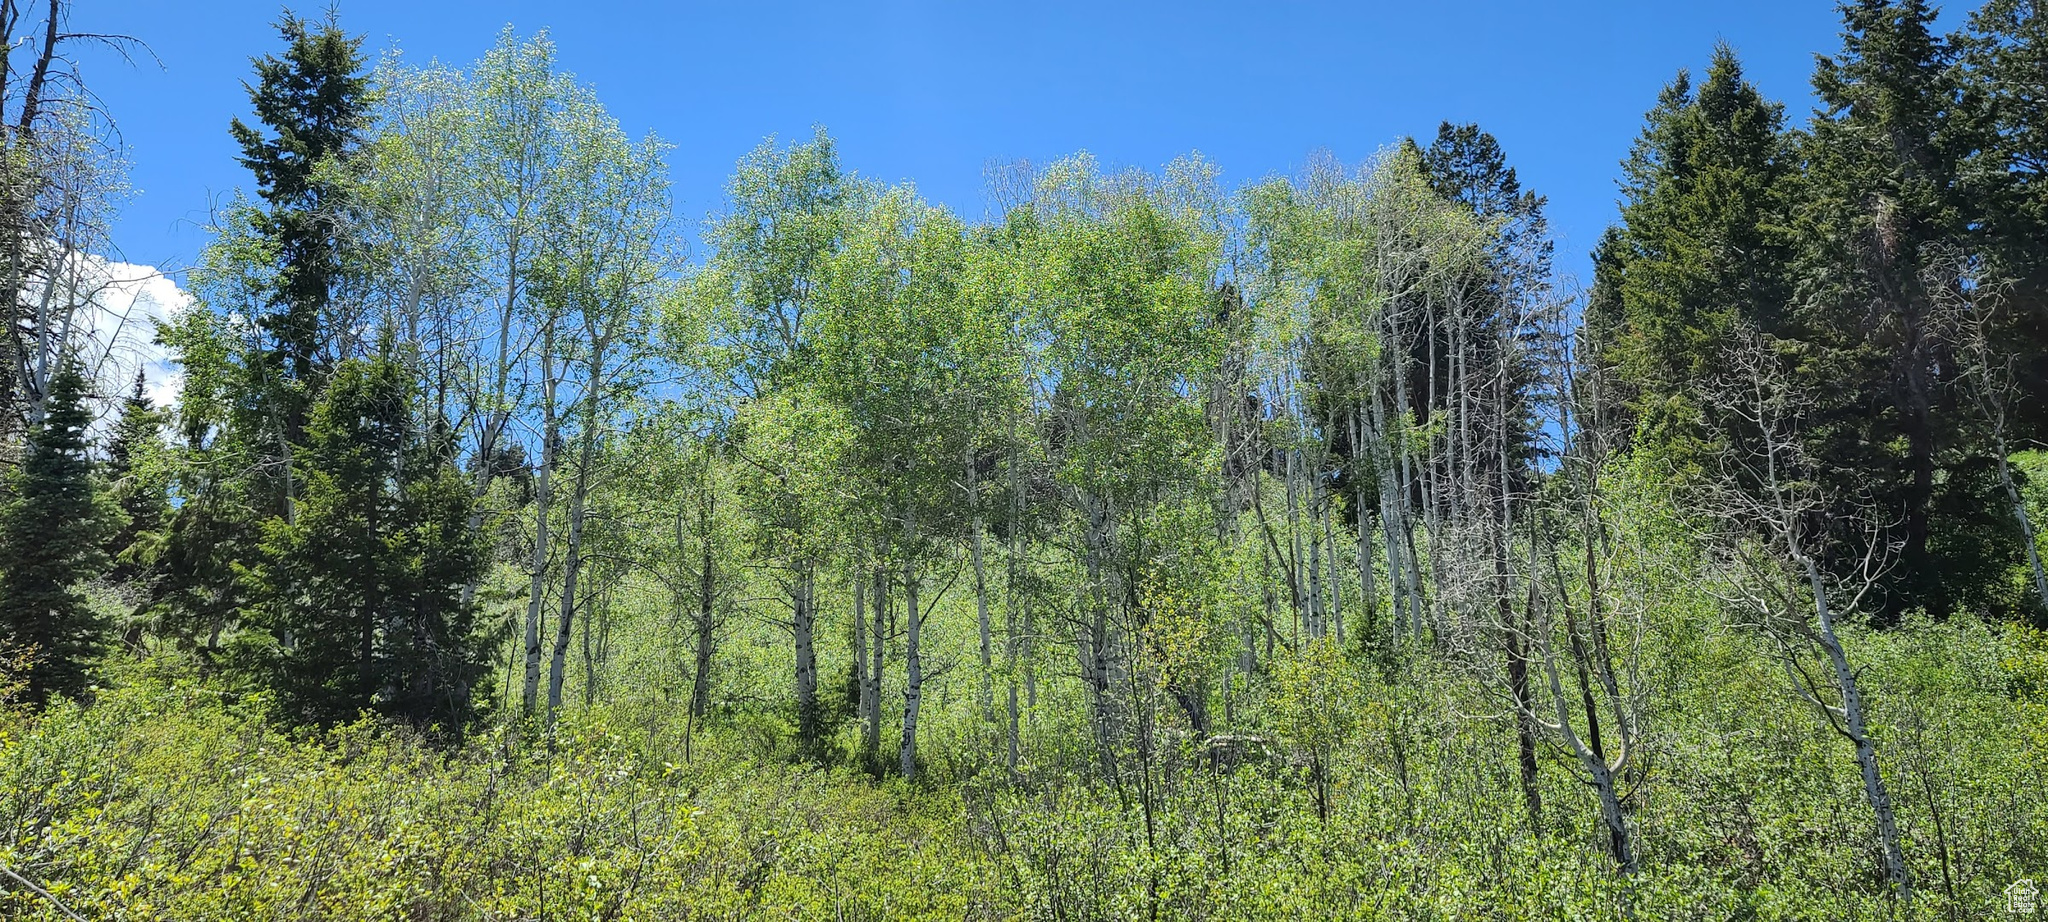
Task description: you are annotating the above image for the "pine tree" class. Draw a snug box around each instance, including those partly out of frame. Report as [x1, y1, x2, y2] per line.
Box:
[1587, 45, 1794, 478]
[144, 9, 373, 665]
[1415, 121, 1551, 452]
[1796, 0, 2003, 619]
[230, 10, 372, 411]
[259, 347, 491, 734]
[0, 360, 112, 702]
[104, 370, 169, 587]
[1957, 0, 2048, 436]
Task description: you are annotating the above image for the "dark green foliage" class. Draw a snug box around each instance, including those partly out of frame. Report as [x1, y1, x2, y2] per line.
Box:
[0, 360, 111, 702]
[143, 481, 257, 656]
[1587, 45, 1794, 478]
[1589, 11, 2048, 621]
[1418, 122, 1553, 282]
[229, 10, 372, 436]
[1415, 122, 1550, 462]
[257, 348, 490, 734]
[1795, 0, 1997, 619]
[102, 370, 169, 586]
[1957, 0, 2048, 437]
[142, 309, 265, 657]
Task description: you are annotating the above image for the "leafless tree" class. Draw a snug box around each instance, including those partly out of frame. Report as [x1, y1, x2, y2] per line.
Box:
[1703, 329, 1913, 902]
[1924, 246, 2048, 613]
[1480, 329, 1646, 874]
[0, 0, 153, 431]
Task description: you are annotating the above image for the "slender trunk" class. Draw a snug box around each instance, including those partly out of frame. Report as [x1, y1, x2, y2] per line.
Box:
[1024, 586, 1038, 709]
[1357, 503, 1377, 643]
[1307, 489, 1325, 640]
[1262, 540, 1278, 661]
[1504, 593, 1543, 834]
[1324, 495, 1343, 646]
[1592, 754, 1633, 875]
[1005, 450, 1024, 773]
[1805, 555, 1912, 901]
[1401, 497, 1427, 640]
[581, 585, 596, 706]
[1255, 451, 1305, 637]
[460, 237, 521, 611]
[972, 464, 994, 723]
[1420, 306, 1445, 604]
[864, 563, 886, 763]
[520, 334, 559, 716]
[1566, 599, 1625, 870]
[544, 433, 592, 730]
[899, 554, 923, 778]
[1368, 385, 1420, 641]
[794, 563, 820, 757]
[1389, 333, 1428, 637]
[1455, 307, 1475, 520]
[852, 570, 869, 745]
[1285, 446, 1307, 640]
[1501, 405, 1541, 833]
[1353, 411, 1379, 642]
[1537, 592, 1635, 874]
[690, 473, 716, 719]
[1082, 497, 1118, 778]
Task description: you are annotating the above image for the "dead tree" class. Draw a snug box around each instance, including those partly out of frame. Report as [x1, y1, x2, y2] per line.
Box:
[1926, 250, 2048, 613]
[1705, 330, 1913, 902]
[1492, 331, 1644, 874]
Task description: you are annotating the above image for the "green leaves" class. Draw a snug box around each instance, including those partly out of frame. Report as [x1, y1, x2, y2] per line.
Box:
[0, 360, 113, 704]
[258, 351, 489, 734]
[1590, 45, 1795, 483]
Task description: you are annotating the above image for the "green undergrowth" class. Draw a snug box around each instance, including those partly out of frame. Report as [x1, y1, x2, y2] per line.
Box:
[3, 620, 2046, 920]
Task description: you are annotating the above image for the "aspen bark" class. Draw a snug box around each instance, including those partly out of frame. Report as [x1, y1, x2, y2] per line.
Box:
[1324, 498, 1343, 645]
[1803, 554, 1912, 900]
[899, 554, 923, 778]
[972, 459, 994, 722]
[544, 425, 593, 729]
[794, 564, 820, 756]
[864, 563, 887, 763]
[520, 328, 559, 716]
[690, 468, 716, 719]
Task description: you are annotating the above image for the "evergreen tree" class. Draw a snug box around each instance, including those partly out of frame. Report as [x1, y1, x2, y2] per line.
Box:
[259, 347, 491, 734]
[104, 370, 169, 587]
[141, 10, 373, 664]
[0, 360, 112, 702]
[1956, 0, 2048, 435]
[230, 10, 372, 412]
[1796, 0, 2003, 619]
[1587, 45, 1795, 479]
[1418, 122, 1554, 282]
[1415, 121, 1551, 457]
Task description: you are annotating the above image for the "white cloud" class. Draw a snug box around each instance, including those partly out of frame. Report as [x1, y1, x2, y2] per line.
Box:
[96, 260, 190, 410]
[42, 255, 191, 414]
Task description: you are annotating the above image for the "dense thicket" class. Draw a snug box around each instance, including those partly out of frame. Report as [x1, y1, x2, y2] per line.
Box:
[4, 1, 2048, 918]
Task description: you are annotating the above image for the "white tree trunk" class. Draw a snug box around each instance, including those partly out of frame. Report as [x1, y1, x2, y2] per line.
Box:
[520, 333, 560, 716]
[794, 564, 819, 754]
[899, 555, 923, 778]
[1803, 556, 1912, 901]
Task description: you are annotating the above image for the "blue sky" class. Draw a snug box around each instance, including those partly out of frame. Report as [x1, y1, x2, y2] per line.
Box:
[88, 1, 1980, 287]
